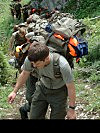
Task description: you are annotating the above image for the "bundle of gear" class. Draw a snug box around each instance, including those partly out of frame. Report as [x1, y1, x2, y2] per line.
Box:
[9, 11, 88, 71]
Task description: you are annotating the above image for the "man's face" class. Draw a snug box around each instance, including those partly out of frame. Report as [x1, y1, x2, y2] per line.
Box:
[19, 32, 25, 37]
[31, 60, 46, 69]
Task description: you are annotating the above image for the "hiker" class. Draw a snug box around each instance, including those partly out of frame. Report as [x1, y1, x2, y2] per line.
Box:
[9, 27, 27, 55]
[22, 4, 30, 22]
[10, 0, 22, 20]
[13, 34, 45, 119]
[9, 27, 27, 71]
[19, 58, 38, 119]
[18, 33, 38, 119]
[8, 42, 76, 119]
[14, 0, 22, 20]
[9, 31, 38, 119]
[19, 70, 38, 119]
[9, 1, 16, 19]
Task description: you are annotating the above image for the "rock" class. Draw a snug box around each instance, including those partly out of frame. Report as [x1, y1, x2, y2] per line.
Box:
[85, 85, 91, 89]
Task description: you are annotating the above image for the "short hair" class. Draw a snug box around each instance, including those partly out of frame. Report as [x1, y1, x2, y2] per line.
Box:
[18, 27, 26, 35]
[28, 42, 49, 62]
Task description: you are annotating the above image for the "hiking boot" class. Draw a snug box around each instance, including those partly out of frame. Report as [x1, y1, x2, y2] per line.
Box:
[19, 106, 28, 119]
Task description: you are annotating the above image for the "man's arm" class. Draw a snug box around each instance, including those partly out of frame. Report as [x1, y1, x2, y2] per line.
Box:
[9, 31, 18, 52]
[66, 81, 77, 119]
[66, 81, 76, 107]
[8, 70, 30, 103]
[9, 35, 15, 52]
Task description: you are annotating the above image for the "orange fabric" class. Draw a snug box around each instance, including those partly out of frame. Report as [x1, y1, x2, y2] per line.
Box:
[68, 43, 77, 56]
[69, 37, 78, 46]
[68, 37, 79, 57]
[53, 34, 79, 57]
[76, 58, 80, 63]
[54, 33, 64, 40]
[32, 8, 36, 13]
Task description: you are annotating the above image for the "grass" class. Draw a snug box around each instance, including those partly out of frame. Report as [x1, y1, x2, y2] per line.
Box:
[0, 0, 29, 50]
[75, 81, 100, 113]
[64, 0, 100, 19]
[0, 85, 13, 109]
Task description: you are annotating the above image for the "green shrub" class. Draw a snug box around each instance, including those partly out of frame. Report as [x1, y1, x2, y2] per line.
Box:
[0, 85, 13, 109]
[64, 0, 100, 18]
[0, 51, 17, 85]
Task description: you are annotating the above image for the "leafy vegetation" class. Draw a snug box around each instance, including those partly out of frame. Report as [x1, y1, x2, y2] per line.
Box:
[75, 82, 100, 115]
[0, 0, 28, 118]
[0, 0, 100, 119]
[64, 0, 100, 18]
[0, 51, 16, 85]
[0, 85, 13, 109]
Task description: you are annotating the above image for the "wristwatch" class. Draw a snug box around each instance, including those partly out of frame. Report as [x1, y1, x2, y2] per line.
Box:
[69, 106, 76, 110]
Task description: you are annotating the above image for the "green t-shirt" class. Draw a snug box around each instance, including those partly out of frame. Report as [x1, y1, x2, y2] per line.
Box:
[22, 53, 73, 89]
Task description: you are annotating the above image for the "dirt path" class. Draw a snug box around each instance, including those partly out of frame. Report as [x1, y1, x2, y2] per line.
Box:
[1, 88, 26, 119]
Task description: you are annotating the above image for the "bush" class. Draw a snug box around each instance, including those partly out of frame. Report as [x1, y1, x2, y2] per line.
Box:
[64, 0, 100, 18]
[0, 51, 16, 85]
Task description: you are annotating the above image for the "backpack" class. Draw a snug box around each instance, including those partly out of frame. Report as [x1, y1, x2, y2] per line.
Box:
[51, 52, 71, 78]
[14, 42, 30, 70]
[14, 32, 27, 47]
[14, 35, 46, 70]
[43, 15, 88, 67]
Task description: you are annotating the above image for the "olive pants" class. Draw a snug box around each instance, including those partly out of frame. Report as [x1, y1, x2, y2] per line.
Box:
[26, 74, 38, 103]
[23, 74, 38, 112]
[30, 81, 68, 119]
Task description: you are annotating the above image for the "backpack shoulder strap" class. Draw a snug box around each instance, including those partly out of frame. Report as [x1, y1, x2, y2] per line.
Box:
[53, 53, 62, 78]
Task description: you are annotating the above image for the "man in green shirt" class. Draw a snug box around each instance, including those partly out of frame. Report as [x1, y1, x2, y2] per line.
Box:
[8, 42, 76, 119]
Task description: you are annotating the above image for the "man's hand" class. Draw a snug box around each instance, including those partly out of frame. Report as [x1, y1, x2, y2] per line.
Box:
[8, 91, 17, 104]
[65, 108, 77, 120]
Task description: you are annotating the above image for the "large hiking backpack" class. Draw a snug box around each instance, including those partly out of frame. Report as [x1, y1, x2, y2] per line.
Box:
[42, 14, 88, 68]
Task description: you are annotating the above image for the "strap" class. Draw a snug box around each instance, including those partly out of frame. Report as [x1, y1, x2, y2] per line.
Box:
[53, 53, 61, 78]
[45, 32, 54, 45]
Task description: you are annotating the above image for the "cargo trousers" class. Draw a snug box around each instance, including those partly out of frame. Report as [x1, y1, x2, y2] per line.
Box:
[23, 74, 38, 112]
[30, 81, 68, 119]
[26, 74, 38, 103]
